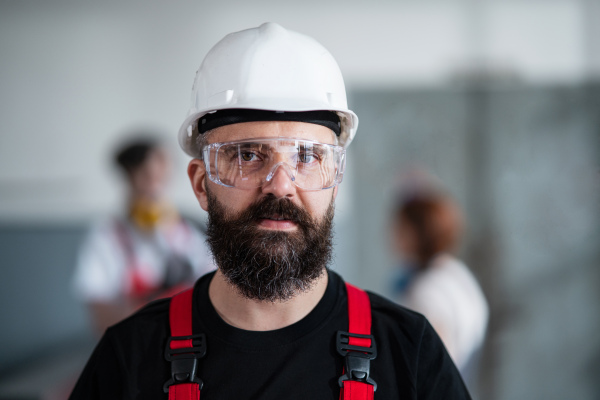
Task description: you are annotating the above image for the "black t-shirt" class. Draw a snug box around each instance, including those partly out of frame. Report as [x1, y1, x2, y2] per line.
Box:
[70, 270, 471, 399]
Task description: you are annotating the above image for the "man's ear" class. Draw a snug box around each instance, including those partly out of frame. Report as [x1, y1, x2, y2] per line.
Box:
[188, 159, 209, 211]
[333, 185, 339, 201]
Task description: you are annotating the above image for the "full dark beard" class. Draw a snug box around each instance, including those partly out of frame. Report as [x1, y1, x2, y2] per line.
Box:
[205, 190, 334, 302]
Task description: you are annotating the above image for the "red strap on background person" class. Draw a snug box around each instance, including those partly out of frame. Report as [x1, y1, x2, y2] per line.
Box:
[165, 289, 204, 400]
[338, 283, 377, 400]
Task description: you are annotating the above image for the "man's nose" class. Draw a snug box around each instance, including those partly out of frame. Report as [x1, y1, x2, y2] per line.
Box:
[262, 162, 296, 198]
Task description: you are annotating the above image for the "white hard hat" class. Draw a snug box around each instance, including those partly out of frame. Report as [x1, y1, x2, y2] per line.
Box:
[178, 22, 358, 158]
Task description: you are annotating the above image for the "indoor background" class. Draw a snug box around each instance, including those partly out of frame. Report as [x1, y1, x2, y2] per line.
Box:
[1, 1, 599, 399]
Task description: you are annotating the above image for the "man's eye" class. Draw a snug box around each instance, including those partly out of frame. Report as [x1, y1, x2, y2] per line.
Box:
[299, 152, 318, 163]
[240, 152, 258, 162]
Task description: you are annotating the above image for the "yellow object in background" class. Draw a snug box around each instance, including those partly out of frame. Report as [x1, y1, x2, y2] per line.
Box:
[129, 199, 178, 231]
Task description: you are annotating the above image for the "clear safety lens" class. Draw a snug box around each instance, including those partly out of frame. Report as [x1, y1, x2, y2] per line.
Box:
[203, 138, 346, 191]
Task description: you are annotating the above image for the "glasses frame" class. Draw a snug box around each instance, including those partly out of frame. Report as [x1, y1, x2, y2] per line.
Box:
[202, 137, 346, 191]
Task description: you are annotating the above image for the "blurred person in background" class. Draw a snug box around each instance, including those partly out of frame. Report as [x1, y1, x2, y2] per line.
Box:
[72, 136, 215, 334]
[390, 169, 488, 373]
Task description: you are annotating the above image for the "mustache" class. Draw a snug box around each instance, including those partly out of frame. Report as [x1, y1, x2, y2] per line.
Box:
[238, 195, 312, 226]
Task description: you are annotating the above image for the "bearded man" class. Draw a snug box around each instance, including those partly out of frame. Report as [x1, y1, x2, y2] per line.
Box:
[70, 23, 471, 400]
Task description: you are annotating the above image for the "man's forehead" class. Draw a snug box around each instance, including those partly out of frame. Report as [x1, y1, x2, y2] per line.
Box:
[206, 121, 338, 145]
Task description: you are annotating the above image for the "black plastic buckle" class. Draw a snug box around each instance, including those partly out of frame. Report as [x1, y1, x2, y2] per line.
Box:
[336, 331, 377, 391]
[163, 333, 206, 393]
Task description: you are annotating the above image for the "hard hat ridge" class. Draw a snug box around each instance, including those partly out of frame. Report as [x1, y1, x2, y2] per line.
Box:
[178, 22, 358, 158]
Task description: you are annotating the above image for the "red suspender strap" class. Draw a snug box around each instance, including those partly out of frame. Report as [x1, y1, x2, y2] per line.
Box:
[338, 283, 377, 400]
[169, 289, 194, 349]
[169, 384, 200, 400]
[164, 289, 205, 400]
[346, 283, 372, 348]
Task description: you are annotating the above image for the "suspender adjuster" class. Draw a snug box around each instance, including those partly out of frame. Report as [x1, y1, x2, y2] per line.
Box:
[336, 331, 378, 391]
[163, 333, 206, 393]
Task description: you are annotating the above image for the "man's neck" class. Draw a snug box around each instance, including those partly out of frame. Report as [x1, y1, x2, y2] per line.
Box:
[208, 269, 329, 331]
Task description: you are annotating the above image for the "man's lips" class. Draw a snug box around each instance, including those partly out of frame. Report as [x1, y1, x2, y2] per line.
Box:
[257, 214, 298, 230]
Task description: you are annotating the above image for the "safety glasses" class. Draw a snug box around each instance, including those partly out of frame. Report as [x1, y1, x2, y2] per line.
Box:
[202, 137, 346, 191]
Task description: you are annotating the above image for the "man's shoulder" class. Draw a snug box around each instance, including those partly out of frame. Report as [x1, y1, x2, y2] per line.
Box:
[346, 287, 471, 398]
